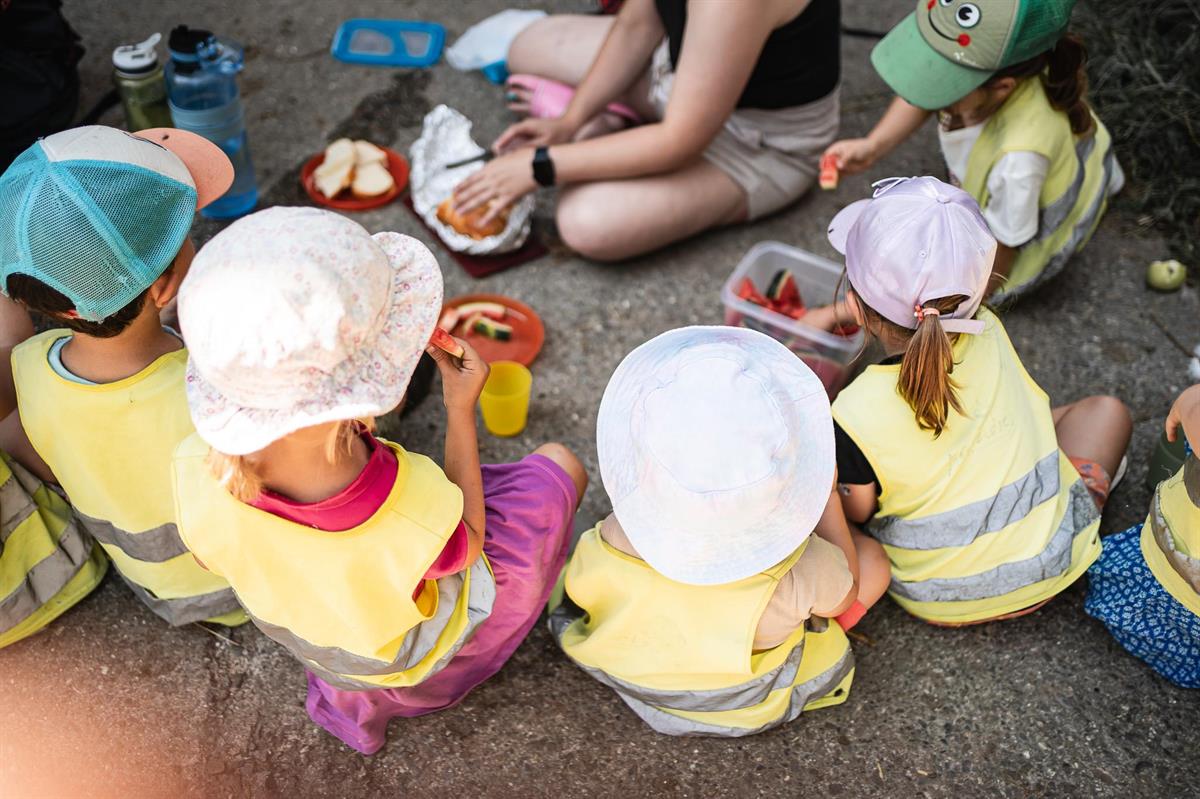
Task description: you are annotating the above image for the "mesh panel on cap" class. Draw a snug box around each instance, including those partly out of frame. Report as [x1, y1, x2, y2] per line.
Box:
[0, 148, 196, 322]
[1004, 0, 1073, 66]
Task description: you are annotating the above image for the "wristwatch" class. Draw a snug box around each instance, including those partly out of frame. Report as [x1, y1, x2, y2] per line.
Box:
[532, 146, 556, 187]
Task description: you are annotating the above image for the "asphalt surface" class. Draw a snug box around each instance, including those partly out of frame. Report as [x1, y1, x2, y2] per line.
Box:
[2, 1, 1197, 797]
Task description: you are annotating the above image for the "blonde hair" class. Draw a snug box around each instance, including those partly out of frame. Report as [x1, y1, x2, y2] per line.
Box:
[855, 292, 969, 437]
[206, 418, 374, 503]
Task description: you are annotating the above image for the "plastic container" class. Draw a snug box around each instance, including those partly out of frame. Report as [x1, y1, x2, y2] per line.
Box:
[721, 241, 862, 398]
[480, 361, 532, 437]
[165, 25, 257, 219]
[112, 33, 173, 130]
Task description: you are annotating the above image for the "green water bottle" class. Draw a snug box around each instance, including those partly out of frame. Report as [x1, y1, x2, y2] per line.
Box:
[1147, 429, 1188, 490]
[112, 33, 173, 130]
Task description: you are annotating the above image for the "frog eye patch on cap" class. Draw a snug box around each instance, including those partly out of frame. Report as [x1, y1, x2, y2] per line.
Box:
[871, 0, 1076, 110]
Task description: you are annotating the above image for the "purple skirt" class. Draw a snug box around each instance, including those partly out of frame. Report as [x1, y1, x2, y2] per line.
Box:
[304, 454, 576, 754]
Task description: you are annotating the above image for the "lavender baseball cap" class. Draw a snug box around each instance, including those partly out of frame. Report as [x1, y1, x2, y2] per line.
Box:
[826, 176, 996, 335]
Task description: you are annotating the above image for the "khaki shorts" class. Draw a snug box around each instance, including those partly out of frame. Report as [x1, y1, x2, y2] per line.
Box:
[647, 41, 840, 220]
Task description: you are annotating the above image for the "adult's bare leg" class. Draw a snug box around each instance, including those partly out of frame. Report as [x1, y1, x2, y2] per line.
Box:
[505, 14, 656, 124]
[555, 159, 747, 262]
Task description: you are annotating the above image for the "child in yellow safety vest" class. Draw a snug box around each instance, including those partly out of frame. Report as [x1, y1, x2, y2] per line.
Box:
[171, 207, 587, 755]
[815, 176, 1132, 626]
[550, 326, 891, 737]
[1086, 386, 1200, 688]
[0, 126, 245, 628]
[823, 0, 1121, 302]
[0, 296, 106, 648]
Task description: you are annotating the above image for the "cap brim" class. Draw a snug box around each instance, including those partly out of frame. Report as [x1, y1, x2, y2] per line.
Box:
[870, 13, 991, 111]
[827, 199, 871, 255]
[135, 128, 234, 210]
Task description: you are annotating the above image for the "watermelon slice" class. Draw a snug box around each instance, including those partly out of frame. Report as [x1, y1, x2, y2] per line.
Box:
[766, 270, 801, 306]
[819, 153, 839, 190]
[429, 328, 464, 359]
[831, 322, 860, 337]
[455, 301, 507, 321]
[736, 277, 769, 307]
[471, 316, 514, 341]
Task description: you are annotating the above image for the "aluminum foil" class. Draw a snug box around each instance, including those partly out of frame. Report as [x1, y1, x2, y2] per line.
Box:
[409, 104, 534, 254]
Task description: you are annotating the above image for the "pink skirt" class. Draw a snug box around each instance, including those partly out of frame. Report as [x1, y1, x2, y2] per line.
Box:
[304, 454, 576, 754]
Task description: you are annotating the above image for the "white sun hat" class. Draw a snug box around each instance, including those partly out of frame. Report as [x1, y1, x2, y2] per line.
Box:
[596, 326, 835, 586]
[180, 206, 443, 455]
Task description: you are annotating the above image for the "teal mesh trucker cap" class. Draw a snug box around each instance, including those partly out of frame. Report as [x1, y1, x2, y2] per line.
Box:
[0, 125, 233, 321]
[872, 0, 1076, 110]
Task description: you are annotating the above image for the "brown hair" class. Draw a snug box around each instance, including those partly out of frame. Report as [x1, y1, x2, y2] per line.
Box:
[988, 33, 1095, 137]
[854, 291, 969, 437]
[206, 419, 373, 503]
[5, 273, 149, 338]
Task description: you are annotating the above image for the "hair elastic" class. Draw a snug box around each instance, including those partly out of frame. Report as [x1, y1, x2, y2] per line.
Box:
[914, 305, 941, 323]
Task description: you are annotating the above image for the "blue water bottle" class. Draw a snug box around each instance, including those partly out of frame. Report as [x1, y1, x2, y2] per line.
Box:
[165, 25, 257, 219]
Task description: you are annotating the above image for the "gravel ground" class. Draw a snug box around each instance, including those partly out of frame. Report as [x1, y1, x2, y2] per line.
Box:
[2, 1, 1197, 797]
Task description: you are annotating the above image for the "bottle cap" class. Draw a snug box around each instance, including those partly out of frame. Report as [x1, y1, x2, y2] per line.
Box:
[112, 33, 162, 74]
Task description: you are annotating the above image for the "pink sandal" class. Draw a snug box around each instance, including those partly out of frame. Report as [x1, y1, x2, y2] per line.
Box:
[505, 74, 643, 126]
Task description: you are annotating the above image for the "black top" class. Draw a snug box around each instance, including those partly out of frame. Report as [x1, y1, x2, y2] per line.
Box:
[654, 0, 840, 110]
[833, 354, 902, 493]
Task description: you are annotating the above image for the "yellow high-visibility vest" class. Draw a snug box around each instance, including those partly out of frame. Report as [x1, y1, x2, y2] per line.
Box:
[0, 451, 107, 648]
[12, 330, 244, 626]
[963, 76, 1116, 301]
[172, 433, 496, 690]
[552, 527, 853, 736]
[1141, 457, 1200, 617]
[833, 310, 1101, 624]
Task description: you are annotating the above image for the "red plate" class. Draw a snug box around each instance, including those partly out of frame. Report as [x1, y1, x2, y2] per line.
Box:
[300, 146, 409, 212]
[441, 293, 544, 366]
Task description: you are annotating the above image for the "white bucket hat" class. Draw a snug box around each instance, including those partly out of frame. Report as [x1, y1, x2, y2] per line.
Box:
[180, 206, 443, 455]
[597, 326, 835, 586]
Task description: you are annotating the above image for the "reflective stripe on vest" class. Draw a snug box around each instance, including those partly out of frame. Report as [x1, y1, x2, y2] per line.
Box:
[1142, 457, 1200, 616]
[962, 77, 1115, 301]
[11, 331, 243, 626]
[256, 559, 496, 691]
[0, 454, 107, 647]
[173, 434, 481, 689]
[833, 311, 1101, 623]
[887, 478, 1098, 603]
[553, 528, 853, 736]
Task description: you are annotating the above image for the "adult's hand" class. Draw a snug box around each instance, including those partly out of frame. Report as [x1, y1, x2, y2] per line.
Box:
[453, 149, 538, 225]
[494, 117, 575, 154]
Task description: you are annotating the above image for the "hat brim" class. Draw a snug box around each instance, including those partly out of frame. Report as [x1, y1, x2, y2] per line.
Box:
[135, 128, 234, 210]
[186, 232, 443, 455]
[596, 326, 835, 586]
[870, 12, 992, 111]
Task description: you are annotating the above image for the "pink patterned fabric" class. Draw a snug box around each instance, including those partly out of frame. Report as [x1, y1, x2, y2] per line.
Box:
[304, 454, 576, 755]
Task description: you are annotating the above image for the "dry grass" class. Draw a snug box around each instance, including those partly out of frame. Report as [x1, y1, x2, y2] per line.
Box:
[1074, 0, 1200, 262]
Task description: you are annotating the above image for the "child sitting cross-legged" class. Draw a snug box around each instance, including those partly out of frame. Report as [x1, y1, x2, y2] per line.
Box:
[0, 125, 244, 627]
[550, 326, 890, 737]
[1086, 386, 1200, 688]
[171, 207, 587, 755]
[814, 176, 1132, 626]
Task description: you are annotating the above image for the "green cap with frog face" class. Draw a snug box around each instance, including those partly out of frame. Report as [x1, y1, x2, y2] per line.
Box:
[871, 0, 1075, 110]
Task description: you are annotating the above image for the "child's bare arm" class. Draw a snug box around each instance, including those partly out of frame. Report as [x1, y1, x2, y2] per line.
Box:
[0, 411, 54, 484]
[0, 295, 34, 419]
[427, 337, 489, 565]
[813, 482, 860, 604]
[1166, 385, 1200, 451]
[822, 96, 931, 175]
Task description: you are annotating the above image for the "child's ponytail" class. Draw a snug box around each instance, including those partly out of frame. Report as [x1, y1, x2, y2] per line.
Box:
[1043, 33, 1094, 137]
[989, 33, 1095, 138]
[897, 297, 967, 437]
